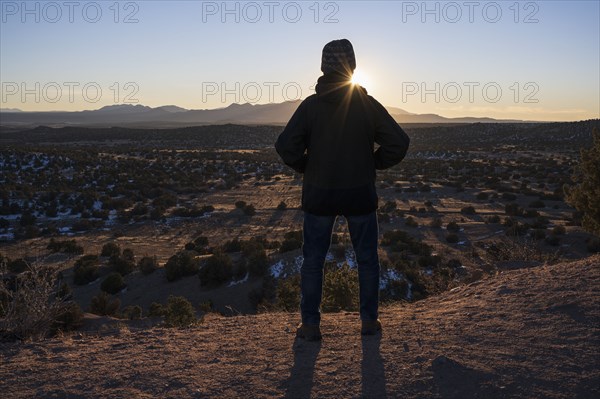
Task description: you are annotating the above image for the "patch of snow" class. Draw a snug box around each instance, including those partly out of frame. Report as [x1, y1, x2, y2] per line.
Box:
[228, 272, 249, 287]
[0, 232, 15, 241]
[270, 260, 285, 278]
[345, 249, 357, 268]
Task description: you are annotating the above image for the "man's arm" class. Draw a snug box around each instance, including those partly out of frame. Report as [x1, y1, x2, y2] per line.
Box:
[275, 101, 309, 173]
[371, 98, 410, 170]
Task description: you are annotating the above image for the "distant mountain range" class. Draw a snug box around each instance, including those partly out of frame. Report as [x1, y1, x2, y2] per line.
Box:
[0, 102, 529, 128]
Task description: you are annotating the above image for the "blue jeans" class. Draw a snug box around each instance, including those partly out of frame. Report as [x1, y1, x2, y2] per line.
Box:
[300, 211, 380, 325]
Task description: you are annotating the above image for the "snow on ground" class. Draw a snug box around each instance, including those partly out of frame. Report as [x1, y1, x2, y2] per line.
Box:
[228, 273, 249, 287]
[270, 260, 285, 279]
[379, 268, 405, 290]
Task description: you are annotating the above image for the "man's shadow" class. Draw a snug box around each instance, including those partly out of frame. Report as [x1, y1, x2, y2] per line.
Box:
[361, 334, 387, 398]
[283, 337, 322, 399]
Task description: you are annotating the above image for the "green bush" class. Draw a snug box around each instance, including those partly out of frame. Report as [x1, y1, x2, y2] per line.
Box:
[164, 296, 198, 328]
[280, 230, 303, 253]
[429, 217, 443, 228]
[460, 206, 476, 215]
[110, 255, 136, 276]
[246, 250, 269, 277]
[322, 263, 359, 312]
[165, 251, 199, 282]
[446, 221, 460, 232]
[73, 255, 99, 285]
[138, 256, 158, 275]
[148, 302, 165, 317]
[405, 216, 418, 227]
[565, 127, 600, 236]
[587, 237, 600, 253]
[121, 305, 142, 320]
[101, 242, 121, 258]
[199, 252, 233, 287]
[276, 275, 300, 312]
[446, 233, 460, 243]
[243, 204, 256, 216]
[51, 301, 84, 333]
[101, 272, 125, 295]
[47, 238, 83, 255]
[90, 292, 120, 316]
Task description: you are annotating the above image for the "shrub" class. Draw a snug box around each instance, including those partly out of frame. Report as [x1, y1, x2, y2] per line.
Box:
[532, 229, 547, 240]
[565, 127, 600, 236]
[1, 263, 81, 340]
[243, 204, 256, 216]
[199, 252, 233, 287]
[73, 255, 99, 285]
[322, 263, 359, 312]
[164, 295, 198, 328]
[165, 251, 199, 282]
[246, 250, 269, 277]
[121, 305, 142, 320]
[587, 237, 600, 253]
[460, 206, 476, 215]
[429, 217, 443, 228]
[47, 239, 83, 255]
[148, 302, 164, 317]
[484, 215, 501, 224]
[101, 272, 125, 295]
[381, 200, 397, 213]
[529, 200, 545, 209]
[405, 216, 418, 227]
[248, 275, 277, 311]
[223, 238, 242, 253]
[545, 235, 561, 246]
[446, 233, 459, 243]
[505, 203, 523, 217]
[90, 292, 120, 316]
[235, 200, 247, 209]
[277, 201, 287, 211]
[552, 225, 566, 235]
[51, 301, 84, 334]
[276, 275, 301, 311]
[110, 256, 136, 276]
[476, 192, 489, 200]
[280, 230, 303, 253]
[138, 256, 158, 275]
[101, 242, 121, 258]
[446, 221, 460, 232]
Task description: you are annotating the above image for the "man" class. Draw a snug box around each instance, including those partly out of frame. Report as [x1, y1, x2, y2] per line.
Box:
[275, 39, 410, 341]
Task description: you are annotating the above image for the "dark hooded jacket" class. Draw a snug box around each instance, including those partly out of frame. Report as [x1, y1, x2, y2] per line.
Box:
[275, 73, 410, 216]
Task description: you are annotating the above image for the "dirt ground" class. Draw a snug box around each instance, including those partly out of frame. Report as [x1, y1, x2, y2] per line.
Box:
[1, 255, 598, 399]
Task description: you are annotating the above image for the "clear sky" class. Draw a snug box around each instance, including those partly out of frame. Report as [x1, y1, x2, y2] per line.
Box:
[1, 0, 599, 121]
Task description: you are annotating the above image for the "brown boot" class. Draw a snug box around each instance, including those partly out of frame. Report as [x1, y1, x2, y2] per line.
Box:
[296, 323, 322, 341]
[361, 319, 382, 335]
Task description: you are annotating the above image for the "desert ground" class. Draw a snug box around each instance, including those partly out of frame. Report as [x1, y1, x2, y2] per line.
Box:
[1, 255, 599, 398]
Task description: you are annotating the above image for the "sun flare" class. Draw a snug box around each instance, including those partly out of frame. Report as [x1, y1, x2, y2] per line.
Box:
[351, 68, 371, 88]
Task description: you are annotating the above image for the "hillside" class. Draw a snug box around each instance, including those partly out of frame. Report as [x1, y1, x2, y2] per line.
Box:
[1, 256, 598, 398]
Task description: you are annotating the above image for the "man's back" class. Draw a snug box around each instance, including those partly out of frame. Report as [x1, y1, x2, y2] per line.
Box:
[276, 71, 410, 216]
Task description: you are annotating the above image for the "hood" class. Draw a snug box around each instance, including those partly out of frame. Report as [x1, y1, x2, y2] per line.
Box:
[315, 73, 368, 103]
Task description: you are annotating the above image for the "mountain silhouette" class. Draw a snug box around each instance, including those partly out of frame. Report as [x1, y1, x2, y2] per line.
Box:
[0, 102, 528, 128]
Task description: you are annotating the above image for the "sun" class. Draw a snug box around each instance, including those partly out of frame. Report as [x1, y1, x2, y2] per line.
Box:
[351, 68, 371, 88]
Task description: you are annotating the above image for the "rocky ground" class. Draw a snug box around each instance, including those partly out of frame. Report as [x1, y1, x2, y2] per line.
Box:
[1, 255, 599, 399]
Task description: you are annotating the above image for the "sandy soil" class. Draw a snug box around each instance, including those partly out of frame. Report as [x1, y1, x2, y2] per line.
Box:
[1, 255, 599, 398]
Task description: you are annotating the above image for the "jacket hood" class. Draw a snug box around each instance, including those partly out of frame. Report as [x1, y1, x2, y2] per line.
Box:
[315, 73, 368, 103]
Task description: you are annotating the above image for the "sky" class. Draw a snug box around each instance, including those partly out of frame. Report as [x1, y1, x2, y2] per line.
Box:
[1, 0, 599, 121]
